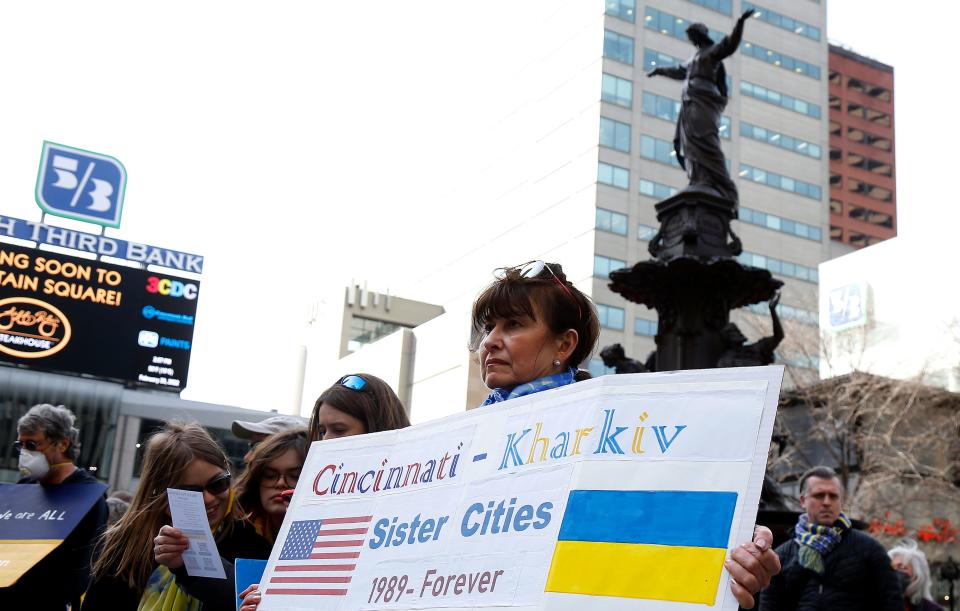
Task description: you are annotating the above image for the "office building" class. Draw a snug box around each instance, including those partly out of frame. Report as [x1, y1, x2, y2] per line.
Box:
[305, 1, 832, 419]
[828, 43, 897, 248]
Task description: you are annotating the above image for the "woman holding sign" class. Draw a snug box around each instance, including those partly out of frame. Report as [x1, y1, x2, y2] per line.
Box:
[82, 422, 270, 611]
[469, 260, 780, 608]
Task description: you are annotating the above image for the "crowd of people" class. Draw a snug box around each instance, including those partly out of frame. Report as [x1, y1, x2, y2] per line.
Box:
[0, 261, 947, 610]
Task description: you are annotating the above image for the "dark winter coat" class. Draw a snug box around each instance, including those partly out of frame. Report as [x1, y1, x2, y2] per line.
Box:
[759, 527, 902, 611]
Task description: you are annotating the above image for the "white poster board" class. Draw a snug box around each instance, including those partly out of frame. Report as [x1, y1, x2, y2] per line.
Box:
[259, 367, 782, 611]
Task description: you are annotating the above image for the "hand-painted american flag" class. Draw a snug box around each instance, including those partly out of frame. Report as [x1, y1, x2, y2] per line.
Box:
[264, 515, 372, 596]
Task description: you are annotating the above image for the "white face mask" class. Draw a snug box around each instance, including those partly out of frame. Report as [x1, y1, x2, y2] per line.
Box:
[18, 449, 50, 480]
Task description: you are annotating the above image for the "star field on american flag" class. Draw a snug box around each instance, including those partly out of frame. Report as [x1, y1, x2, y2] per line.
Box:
[279, 519, 323, 560]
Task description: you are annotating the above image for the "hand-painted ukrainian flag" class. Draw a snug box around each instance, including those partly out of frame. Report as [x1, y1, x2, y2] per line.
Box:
[545, 489, 737, 605]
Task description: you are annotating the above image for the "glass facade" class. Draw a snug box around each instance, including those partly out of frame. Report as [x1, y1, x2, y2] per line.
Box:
[739, 164, 822, 200]
[635, 318, 657, 336]
[740, 122, 821, 158]
[605, 0, 636, 23]
[742, 2, 820, 40]
[741, 81, 821, 118]
[685, 0, 732, 15]
[596, 208, 629, 235]
[640, 135, 678, 166]
[739, 251, 819, 282]
[739, 207, 822, 241]
[740, 41, 820, 79]
[602, 73, 633, 108]
[604, 30, 634, 65]
[639, 179, 678, 199]
[597, 303, 626, 330]
[637, 223, 658, 241]
[644, 7, 721, 44]
[600, 117, 631, 152]
[347, 316, 403, 353]
[598, 161, 630, 189]
[594, 255, 627, 278]
[746, 301, 818, 325]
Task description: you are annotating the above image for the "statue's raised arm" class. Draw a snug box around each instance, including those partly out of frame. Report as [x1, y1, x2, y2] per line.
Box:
[644, 9, 754, 206]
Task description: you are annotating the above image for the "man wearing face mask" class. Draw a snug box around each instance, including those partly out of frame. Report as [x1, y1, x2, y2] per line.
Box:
[759, 466, 902, 610]
[0, 403, 109, 611]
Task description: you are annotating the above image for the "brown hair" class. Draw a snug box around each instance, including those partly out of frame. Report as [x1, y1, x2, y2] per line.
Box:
[308, 374, 410, 442]
[235, 427, 308, 521]
[92, 421, 240, 591]
[469, 261, 599, 369]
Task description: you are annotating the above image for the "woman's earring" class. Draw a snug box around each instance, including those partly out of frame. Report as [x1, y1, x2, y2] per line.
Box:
[553, 359, 561, 367]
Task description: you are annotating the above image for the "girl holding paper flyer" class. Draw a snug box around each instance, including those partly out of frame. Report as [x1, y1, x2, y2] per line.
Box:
[82, 421, 271, 611]
[470, 260, 782, 608]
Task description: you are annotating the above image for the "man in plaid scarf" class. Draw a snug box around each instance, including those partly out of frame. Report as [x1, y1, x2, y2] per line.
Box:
[759, 466, 902, 610]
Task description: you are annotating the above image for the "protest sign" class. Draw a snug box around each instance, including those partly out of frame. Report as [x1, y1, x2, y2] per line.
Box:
[0, 482, 107, 586]
[259, 367, 782, 611]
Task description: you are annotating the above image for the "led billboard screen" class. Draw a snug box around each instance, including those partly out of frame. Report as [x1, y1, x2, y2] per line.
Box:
[0, 242, 198, 391]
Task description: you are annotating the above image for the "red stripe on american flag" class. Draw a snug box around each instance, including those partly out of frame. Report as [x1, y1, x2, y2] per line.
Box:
[320, 516, 372, 524]
[275, 564, 356, 572]
[270, 576, 352, 584]
[265, 588, 348, 596]
[310, 551, 360, 560]
[316, 527, 369, 536]
[314, 539, 364, 547]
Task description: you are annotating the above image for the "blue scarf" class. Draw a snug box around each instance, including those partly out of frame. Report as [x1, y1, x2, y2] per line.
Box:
[480, 367, 576, 406]
[794, 512, 852, 575]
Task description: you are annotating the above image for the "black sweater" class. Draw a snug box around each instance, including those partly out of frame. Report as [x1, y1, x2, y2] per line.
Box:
[759, 528, 903, 611]
[82, 519, 271, 611]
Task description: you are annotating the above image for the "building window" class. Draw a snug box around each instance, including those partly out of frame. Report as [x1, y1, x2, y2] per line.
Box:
[848, 152, 893, 177]
[598, 161, 630, 189]
[847, 77, 891, 102]
[597, 304, 626, 330]
[740, 122, 820, 158]
[830, 225, 843, 240]
[637, 223, 658, 241]
[644, 91, 730, 138]
[601, 73, 633, 107]
[830, 199, 843, 215]
[596, 208, 629, 235]
[640, 135, 679, 167]
[847, 102, 892, 127]
[635, 318, 657, 336]
[738, 251, 819, 283]
[740, 41, 820, 79]
[739, 207, 822, 241]
[848, 178, 893, 202]
[829, 148, 842, 161]
[742, 2, 820, 40]
[684, 0, 731, 14]
[829, 121, 842, 137]
[739, 164, 822, 200]
[604, 30, 635, 65]
[829, 70, 842, 86]
[347, 316, 403, 353]
[639, 179, 678, 200]
[645, 7, 721, 44]
[830, 173, 842, 187]
[605, 0, 636, 23]
[600, 117, 631, 153]
[848, 206, 894, 228]
[595, 255, 627, 279]
[847, 126, 892, 151]
[741, 81, 821, 118]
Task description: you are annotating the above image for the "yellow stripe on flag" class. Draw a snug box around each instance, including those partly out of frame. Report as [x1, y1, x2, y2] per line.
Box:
[0, 540, 63, 587]
[545, 540, 726, 604]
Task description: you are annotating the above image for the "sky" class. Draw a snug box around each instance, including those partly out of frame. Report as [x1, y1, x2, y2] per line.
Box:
[0, 1, 956, 414]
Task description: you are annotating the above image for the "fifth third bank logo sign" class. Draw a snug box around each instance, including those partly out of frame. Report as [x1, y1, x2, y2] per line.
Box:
[35, 141, 127, 228]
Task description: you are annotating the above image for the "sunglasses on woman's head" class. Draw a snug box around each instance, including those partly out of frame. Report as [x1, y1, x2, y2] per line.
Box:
[338, 375, 367, 391]
[496, 260, 582, 320]
[174, 472, 231, 496]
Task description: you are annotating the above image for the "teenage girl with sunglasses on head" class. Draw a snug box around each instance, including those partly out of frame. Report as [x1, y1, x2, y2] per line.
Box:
[238, 373, 410, 611]
[83, 421, 270, 611]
